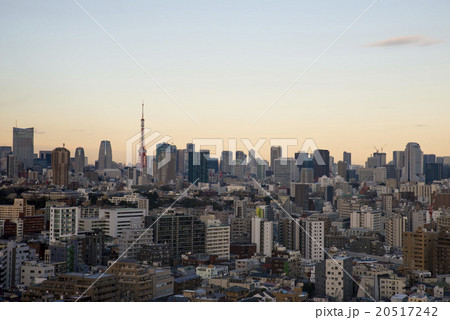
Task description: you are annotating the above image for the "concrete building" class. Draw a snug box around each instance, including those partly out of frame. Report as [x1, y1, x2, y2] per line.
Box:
[386, 214, 407, 249]
[98, 140, 113, 170]
[13, 127, 34, 169]
[51, 146, 70, 186]
[0, 198, 35, 220]
[100, 208, 146, 238]
[316, 256, 353, 302]
[251, 217, 273, 257]
[118, 228, 153, 260]
[301, 217, 324, 262]
[23, 272, 119, 302]
[203, 219, 230, 260]
[50, 207, 80, 243]
[350, 206, 381, 232]
[74, 147, 85, 174]
[20, 260, 55, 287]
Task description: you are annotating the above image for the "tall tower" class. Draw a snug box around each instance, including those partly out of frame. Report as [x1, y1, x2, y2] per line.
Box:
[98, 140, 112, 170]
[52, 146, 70, 186]
[138, 101, 147, 171]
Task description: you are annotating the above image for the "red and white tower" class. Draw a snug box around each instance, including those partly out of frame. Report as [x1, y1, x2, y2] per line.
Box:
[138, 101, 147, 171]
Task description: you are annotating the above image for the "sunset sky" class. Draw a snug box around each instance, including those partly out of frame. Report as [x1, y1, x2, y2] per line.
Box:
[1, 0, 449, 165]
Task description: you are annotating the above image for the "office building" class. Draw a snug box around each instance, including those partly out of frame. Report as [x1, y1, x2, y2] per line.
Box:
[404, 142, 423, 182]
[98, 140, 113, 170]
[13, 127, 34, 169]
[51, 146, 70, 186]
[343, 151, 352, 165]
[74, 147, 85, 174]
[270, 146, 282, 170]
[156, 143, 177, 185]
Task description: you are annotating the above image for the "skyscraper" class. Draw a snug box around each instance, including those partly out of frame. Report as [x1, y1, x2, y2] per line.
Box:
[156, 143, 177, 185]
[188, 149, 208, 184]
[393, 150, 405, 169]
[74, 147, 85, 174]
[220, 150, 232, 174]
[313, 149, 330, 180]
[404, 142, 423, 182]
[270, 146, 282, 170]
[51, 147, 70, 186]
[343, 151, 352, 165]
[13, 127, 34, 169]
[98, 140, 112, 170]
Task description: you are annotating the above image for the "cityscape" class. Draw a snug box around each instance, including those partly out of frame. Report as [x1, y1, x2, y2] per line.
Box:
[1, 0, 450, 313]
[1, 118, 450, 302]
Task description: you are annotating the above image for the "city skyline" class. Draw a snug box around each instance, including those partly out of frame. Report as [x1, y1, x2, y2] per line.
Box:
[1, 1, 450, 165]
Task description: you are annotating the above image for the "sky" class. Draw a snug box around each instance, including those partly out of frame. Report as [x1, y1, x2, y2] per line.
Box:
[1, 0, 449, 165]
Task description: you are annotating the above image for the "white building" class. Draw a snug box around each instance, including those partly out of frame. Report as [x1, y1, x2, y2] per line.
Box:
[251, 217, 274, 257]
[204, 220, 230, 260]
[301, 217, 324, 262]
[99, 208, 146, 237]
[20, 260, 55, 287]
[50, 207, 80, 244]
[350, 206, 381, 232]
[0, 241, 35, 289]
[195, 265, 228, 279]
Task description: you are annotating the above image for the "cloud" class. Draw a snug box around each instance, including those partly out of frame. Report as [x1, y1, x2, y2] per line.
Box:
[364, 35, 442, 47]
[71, 129, 86, 133]
[35, 130, 45, 134]
[415, 124, 427, 128]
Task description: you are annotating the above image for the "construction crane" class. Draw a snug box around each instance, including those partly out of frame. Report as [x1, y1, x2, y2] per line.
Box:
[373, 144, 387, 153]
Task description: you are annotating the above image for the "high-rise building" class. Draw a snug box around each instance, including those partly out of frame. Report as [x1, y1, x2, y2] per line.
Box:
[404, 142, 423, 182]
[315, 256, 353, 302]
[98, 140, 113, 170]
[74, 147, 85, 174]
[425, 163, 442, 184]
[118, 228, 153, 260]
[350, 206, 381, 232]
[220, 150, 232, 174]
[299, 156, 314, 183]
[343, 151, 352, 165]
[49, 207, 80, 243]
[386, 214, 407, 249]
[279, 217, 301, 251]
[6, 154, 18, 179]
[51, 147, 70, 186]
[294, 183, 309, 210]
[273, 158, 297, 187]
[203, 219, 230, 260]
[145, 214, 206, 263]
[403, 226, 439, 274]
[270, 146, 282, 170]
[12, 127, 34, 169]
[188, 149, 208, 184]
[313, 149, 330, 180]
[393, 150, 405, 169]
[176, 149, 185, 174]
[337, 161, 348, 179]
[300, 217, 324, 262]
[156, 143, 177, 185]
[251, 217, 274, 257]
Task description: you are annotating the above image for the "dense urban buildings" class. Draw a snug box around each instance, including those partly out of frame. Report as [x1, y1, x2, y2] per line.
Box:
[1, 123, 450, 303]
